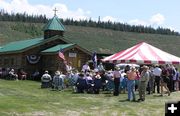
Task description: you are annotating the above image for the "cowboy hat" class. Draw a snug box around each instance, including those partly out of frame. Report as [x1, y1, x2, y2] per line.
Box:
[55, 71, 60, 75]
[142, 65, 149, 69]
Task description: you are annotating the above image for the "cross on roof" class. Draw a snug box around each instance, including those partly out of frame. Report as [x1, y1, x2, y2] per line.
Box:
[53, 8, 58, 16]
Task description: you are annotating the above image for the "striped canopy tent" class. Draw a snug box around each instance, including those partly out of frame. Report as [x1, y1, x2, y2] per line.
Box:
[102, 42, 180, 64]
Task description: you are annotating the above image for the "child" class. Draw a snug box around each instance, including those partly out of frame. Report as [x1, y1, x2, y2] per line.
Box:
[120, 72, 127, 93]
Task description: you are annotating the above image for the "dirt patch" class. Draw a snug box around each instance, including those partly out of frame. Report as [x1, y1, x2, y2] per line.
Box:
[5, 111, 53, 116]
[65, 110, 81, 116]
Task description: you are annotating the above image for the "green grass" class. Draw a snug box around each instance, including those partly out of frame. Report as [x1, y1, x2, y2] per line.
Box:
[0, 79, 180, 116]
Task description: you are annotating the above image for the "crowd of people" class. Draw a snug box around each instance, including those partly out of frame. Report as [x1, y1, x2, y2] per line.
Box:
[40, 62, 180, 102]
[0, 67, 27, 80]
[1, 62, 180, 102]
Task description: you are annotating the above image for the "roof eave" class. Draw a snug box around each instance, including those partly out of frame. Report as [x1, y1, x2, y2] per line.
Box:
[0, 35, 62, 54]
[41, 44, 92, 56]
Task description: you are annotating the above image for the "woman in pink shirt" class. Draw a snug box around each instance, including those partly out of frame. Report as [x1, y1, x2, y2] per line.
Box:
[127, 67, 136, 101]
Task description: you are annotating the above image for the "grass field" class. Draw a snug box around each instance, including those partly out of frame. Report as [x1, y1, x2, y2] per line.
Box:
[0, 79, 180, 116]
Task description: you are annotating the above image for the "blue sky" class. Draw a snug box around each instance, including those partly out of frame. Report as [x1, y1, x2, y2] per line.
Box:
[1, 0, 180, 32]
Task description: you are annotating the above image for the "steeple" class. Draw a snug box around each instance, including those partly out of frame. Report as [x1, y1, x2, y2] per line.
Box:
[43, 8, 65, 39]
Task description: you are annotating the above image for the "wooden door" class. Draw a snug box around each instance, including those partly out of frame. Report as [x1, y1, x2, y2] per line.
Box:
[66, 52, 78, 69]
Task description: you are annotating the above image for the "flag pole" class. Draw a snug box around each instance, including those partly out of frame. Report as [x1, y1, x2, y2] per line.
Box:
[92, 51, 97, 69]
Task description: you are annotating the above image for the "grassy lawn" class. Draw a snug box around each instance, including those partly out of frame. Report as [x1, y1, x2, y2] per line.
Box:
[0, 79, 180, 116]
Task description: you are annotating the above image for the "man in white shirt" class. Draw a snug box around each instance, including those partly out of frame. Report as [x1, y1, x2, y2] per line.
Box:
[9, 69, 18, 80]
[82, 62, 90, 73]
[97, 62, 105, 72]
[66, 62, 73, 74]
[41, 70, 52, 88]
[152, 65, 162, 93]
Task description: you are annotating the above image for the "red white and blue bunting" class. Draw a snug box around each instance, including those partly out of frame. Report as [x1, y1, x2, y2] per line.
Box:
[26, 55, 41, 64]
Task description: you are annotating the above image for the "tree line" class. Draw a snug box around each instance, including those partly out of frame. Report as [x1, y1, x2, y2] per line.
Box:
[0, 9, 179, 36]
[61, 18, 180, 36]
[0, 9, 47, 23]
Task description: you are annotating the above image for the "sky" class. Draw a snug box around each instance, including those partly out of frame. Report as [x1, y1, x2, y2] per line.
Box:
[0, 0, 180, 32]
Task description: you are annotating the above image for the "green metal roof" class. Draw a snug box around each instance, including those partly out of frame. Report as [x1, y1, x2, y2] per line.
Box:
[41, 44, 74, 53]
[0, 38, 43, 53]
[43, 16, 65, 31]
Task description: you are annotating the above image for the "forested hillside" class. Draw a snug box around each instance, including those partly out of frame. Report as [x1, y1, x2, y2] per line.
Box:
[1, 21, 180, 57]
[1, 10, 180, 57]
[0, 9, 179, 36]
[0, 21, 43, 45]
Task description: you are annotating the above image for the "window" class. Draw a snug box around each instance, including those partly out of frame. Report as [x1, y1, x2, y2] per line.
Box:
[10, 58, 14, 65]
[4, 59, 9, 65]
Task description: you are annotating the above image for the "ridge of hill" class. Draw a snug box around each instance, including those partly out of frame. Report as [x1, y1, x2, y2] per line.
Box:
[1, 21, 180, 57]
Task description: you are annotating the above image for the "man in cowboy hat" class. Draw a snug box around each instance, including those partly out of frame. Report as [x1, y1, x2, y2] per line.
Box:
[52, 71, 64, 91]
[9, 68, 18, 80]
[41, 70, 52, 88]
[138, 65, 150, 101]
[113, 66, 121, 96]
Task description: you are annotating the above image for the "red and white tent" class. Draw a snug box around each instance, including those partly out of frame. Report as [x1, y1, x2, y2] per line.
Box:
[102, 42, 180, 64]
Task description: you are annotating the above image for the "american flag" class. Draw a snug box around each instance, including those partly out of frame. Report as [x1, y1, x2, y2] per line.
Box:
[58, 49, 65, 60]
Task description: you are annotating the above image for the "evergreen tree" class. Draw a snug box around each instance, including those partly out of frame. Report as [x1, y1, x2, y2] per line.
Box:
[0, 8, 179, 36]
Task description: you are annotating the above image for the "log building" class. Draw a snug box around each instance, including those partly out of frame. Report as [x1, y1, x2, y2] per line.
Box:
[0, 15, 92, 75]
